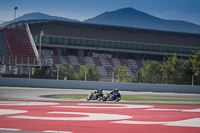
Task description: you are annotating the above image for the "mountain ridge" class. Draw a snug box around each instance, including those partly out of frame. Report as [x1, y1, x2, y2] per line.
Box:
[84, 7, 200, 34]
[1, 8, 200, 34]
[0, 12, 79, 27]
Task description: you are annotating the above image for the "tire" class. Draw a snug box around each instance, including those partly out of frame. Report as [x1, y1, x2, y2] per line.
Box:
[115, 96, 121, 102]
[102, 96, 107, 102]
[87, 97, 91, 101]
[87, 94, 92, 101]
[97, 96, 103, 101]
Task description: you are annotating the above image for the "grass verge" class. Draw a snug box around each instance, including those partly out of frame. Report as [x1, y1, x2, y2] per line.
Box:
[57, 94, 200, 102]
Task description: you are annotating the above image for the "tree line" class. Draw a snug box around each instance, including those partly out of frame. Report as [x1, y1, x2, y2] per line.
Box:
[131, 51, 200, 85]
[34, 51, 200, 85]
[53, 65, 100, 81]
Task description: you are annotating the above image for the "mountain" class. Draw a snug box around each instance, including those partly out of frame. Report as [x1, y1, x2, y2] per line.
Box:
[1, 8, 200, 34]
[0, 12, 79, 27]
[84, 7, 200, 34]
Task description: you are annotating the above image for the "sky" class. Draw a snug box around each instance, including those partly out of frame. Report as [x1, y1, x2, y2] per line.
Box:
[0, 0, 200, 25]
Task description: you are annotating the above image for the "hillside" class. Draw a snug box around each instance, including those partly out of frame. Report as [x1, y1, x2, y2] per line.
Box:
[84, 7, 200, 34]
[0, 12, 79, 27]
[1, 8, 200, 34]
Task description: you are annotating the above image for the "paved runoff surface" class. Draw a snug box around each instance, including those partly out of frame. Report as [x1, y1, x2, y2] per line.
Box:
[0, 101, 200, 133]
[0, 87, 200, 133]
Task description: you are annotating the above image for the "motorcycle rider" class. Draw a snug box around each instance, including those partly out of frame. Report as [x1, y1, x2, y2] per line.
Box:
[89, 89, 103, 100]
[108, 88, 121, 101]
[96, 89, 103, 98]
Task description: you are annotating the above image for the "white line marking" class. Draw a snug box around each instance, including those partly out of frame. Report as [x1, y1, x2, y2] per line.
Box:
[112, 118, 200, 127]
[112, 120, 168, 124]
[0, 101, 59, 106]
[164, 118, 200, 127]
[54, 103, 154, 109]
[146, 108, 200, 112]
[0, 128, 20, 131]
[44, 130, 72, 133]
[146, 109, 182, 111]
[8, 112, 132, 121]
[183, 109, 200, 112]
[0, 109, 27, 115]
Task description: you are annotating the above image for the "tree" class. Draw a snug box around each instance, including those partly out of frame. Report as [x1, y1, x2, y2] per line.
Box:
[132, 51, 200, 85]
[188, 51, 200, 85]
[161, 53, 184, 84]
[189, 51, 200, 76]
[77, 65, 100, 81]
[56, 65, 75, 80]
[115, 65, 128, 82]
[86, 65, 100, 81]
[141, 60, 162, 83]
[66, 66, 76, 80]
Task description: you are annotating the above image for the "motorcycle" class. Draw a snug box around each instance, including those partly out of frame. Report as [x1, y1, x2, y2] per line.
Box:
[102, 92, 121, 102]
[87, 91, 103, 101]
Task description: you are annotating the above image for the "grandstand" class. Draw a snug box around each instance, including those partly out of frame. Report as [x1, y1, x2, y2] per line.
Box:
[0, 19, 200, 78]
[3, 27, 38, 64]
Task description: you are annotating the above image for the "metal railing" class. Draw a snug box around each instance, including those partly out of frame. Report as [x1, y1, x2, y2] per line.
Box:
[26, 24, 40, 64]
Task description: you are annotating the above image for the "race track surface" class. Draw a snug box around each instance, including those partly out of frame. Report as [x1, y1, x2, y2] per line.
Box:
[0, 101, 200, 133]
[1, 87, 200, 101]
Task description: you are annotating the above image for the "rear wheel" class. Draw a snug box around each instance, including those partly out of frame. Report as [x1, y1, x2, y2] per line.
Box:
[115, 96, 121, 102]
[97, 96, 103, 101]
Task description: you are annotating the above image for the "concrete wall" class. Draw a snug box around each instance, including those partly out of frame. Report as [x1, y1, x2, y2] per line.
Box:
[0, 77, 200, 93]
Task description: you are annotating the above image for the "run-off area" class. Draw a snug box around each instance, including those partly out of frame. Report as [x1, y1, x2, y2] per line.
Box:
[0, 101, 200, 133]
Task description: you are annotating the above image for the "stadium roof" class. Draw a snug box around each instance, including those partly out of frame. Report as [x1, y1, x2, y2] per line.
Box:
[5, 19, 200, 57]
[5, 19, 200, 37]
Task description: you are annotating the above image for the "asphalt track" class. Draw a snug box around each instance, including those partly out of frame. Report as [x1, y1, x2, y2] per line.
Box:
[0, 87, 200, 133]
[0, 87, 200, 101]
[0, 86, 200, 104]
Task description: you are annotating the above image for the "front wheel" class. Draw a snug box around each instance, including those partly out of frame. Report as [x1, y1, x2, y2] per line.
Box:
[102, 96, 107, 101]
[87, 97, 91, 101]
[87, 93, 92, 101]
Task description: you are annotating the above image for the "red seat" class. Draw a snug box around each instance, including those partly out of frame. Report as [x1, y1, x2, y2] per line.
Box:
[3, 28, 38, 64]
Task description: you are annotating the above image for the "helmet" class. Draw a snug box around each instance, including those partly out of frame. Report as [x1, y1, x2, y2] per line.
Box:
[114, 88, 118, 92]
[98, 89, 102, 92]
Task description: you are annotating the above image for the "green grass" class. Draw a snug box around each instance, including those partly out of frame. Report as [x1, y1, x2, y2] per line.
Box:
[58, 94, 87, 99]
[123, 96, 200, 102]
[57, 94, 200, 102]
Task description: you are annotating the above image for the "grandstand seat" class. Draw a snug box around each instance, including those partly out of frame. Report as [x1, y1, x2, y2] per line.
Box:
[104, 66, 112, 76]
[63, 55, 71, 65]
[52, 54, 61, 65]
[119, 59, 128, 66]
[3, 28, 38, 64]
[68, 55, 79, 65]
[106, 58, 114, 67]
[93, 57, 102, 66]
[77, 56, 85, 65]
[136, 60, 143, 69]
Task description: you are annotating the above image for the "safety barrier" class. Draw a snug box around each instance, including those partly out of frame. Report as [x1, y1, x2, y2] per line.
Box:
[0, 77, 200, 93]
